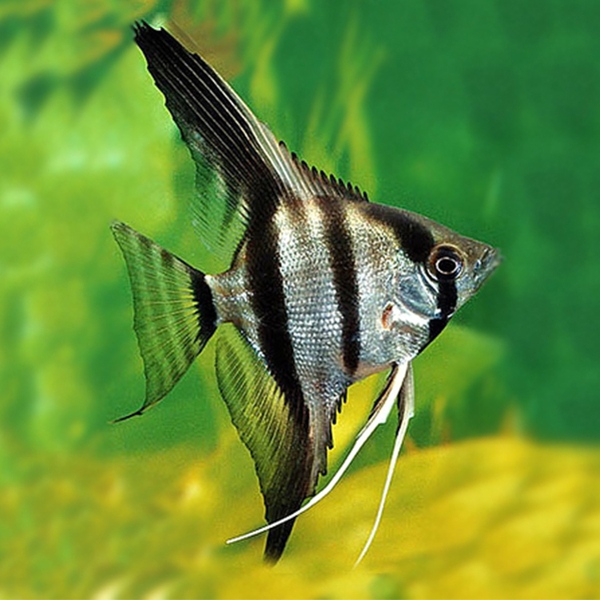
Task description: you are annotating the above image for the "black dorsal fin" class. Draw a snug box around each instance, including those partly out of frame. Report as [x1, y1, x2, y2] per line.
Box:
[133, 22, 312, 266]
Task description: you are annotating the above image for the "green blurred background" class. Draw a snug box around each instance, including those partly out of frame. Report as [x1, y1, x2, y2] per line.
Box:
[2, 0, 600, 597]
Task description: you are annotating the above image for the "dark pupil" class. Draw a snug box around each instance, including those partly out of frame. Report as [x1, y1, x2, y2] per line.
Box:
[436, 256, 458, 275]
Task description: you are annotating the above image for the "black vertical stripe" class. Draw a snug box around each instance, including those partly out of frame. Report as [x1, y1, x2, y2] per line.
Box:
[246, 188, 308, 428]
[364, 203, 435, 264]
[190, 270, 218, 344]
[389, 213, 434, 263]
[318, 198, 361, 376]
[427, 279, 457, 343]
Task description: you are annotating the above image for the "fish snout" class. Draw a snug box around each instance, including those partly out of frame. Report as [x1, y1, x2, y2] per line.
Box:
[472, 245, 502, 291]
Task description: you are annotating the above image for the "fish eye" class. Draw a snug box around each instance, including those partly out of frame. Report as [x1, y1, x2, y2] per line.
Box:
[428, 245, 464, 281]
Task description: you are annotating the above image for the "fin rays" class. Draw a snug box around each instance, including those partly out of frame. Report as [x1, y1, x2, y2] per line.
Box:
[215, 325, 315, 561]
[111, 221, 216, 419]
[134, 22, 287, 262]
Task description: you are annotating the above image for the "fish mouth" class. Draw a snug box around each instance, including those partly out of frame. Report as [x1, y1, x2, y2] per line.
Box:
[473, 246, 502, 291]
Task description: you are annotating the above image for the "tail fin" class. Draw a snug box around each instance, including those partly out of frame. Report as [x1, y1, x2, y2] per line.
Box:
[111, 221, 217, 421]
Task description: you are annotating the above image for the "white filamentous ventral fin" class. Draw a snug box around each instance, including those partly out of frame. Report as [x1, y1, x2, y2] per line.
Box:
[225, 362, 412, 562]
[353, 361, 414, 567]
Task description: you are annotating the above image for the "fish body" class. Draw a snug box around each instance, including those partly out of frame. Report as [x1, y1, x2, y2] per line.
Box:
[112, 22, 500, 563]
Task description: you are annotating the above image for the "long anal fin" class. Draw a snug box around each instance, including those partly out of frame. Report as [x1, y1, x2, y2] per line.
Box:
[216, 324, 319, 562]
[226, 363, 408, 546]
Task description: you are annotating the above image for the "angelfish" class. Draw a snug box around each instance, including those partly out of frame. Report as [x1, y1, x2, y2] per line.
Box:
[112, 22, 501, 564]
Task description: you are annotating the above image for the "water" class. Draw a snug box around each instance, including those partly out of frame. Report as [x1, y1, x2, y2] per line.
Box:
[1, 0, 599, 597]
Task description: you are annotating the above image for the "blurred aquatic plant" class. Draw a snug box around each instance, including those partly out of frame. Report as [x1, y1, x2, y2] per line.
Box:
[2, 0, 600, 597]
[1, 437, 599, 598]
